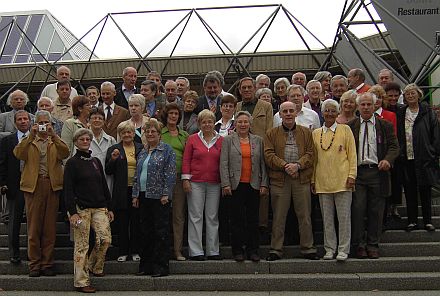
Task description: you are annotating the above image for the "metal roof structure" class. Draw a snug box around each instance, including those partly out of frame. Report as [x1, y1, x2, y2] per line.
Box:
[0, 1, 437, 106]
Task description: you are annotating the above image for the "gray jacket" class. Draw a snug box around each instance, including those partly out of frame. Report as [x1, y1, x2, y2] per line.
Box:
[220, 132, 268, 190]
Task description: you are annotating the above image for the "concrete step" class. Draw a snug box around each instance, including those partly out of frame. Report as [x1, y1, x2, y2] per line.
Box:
[1, 272, 440, 291]
[1, 241, 439, 261]
[396, 205, 440, 217]
[1, 256, 440, 275]
[2, 226, 440, 248]
[0, 222, 69, 235]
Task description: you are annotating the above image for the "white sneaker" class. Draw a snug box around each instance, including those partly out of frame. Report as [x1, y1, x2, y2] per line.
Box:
[323, 252, 334, 260]
[132, 254, 140, 261]
[336, 252, 348, 261]
[117, 255, 128, 262]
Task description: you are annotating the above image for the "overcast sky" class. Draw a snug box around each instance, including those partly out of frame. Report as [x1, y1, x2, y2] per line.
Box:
[1, 0, 381, 58]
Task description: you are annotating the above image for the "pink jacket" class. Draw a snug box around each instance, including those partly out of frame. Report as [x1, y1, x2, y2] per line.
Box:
[182, 133, 223, 183]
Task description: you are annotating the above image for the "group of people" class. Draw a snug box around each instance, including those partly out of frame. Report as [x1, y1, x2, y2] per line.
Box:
[0, 65, 439, 293]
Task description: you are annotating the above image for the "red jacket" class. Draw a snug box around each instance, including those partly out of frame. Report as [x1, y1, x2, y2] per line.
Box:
[182, 133, 223, 183]
[377, 108, 397, 135]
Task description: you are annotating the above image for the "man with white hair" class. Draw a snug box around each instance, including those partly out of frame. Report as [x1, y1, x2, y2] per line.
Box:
[114, 67, 138, 110]
[165, 80, 183, 108]
[348, 92, 399, 259]
[256, 74, 271, 90]
[176, 76, 190, 97]
[40, 66, 78, 101]
[330, 75, 349, 102]
[291, 72, 307, 88]
[100, 81, 130, 139]
[37, 97, 64, 137]
[273, 85, 320, 130]
[0, 90, 34, 139]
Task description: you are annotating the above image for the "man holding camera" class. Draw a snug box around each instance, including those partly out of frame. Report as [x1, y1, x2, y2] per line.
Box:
[13, 110, 69, 277]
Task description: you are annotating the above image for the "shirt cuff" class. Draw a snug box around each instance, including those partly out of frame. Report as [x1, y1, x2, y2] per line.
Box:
[181, 174, 192, 180]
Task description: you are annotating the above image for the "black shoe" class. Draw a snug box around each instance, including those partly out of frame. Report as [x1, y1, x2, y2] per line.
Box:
[10, 257, 21, 264]
[207, 255, 223, 260]
[249, 253, 260, 262]
[406, 223, 418, 232]
[29, 270, 41, 277]
[189, 255, 206, 261]
[233, 254, 245, 262]
[41, 268, 56, 276]
[151, 272, 169, 277]
[425, 224, 435, 232]
[303, 253, 320, 260]
[266, 253, 281, 261]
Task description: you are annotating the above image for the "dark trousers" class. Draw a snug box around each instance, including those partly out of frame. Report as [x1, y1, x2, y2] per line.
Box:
[114, 187, 140, 256]
[352, 166, 385, 251]
[8, 192, 25, 258]
[403, 160, 432, 225]
[138, 194, 170, 275]
[230, 183, 260, 256]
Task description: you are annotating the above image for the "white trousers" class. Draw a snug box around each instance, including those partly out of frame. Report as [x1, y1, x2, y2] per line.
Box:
[187, 182, 220, 257]
[319, 191, 352, 254]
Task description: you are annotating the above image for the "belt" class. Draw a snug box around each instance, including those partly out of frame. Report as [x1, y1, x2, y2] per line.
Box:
[358, 164, 378, 169]
[38, 174, 50, 179]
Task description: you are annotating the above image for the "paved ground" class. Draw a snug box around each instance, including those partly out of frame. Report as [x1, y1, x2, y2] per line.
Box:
[1, 291, 440, 296]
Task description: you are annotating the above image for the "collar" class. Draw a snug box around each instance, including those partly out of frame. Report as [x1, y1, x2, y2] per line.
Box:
[215, 115, 234, 126]
[122, 84, 136, 92]
[375, 107, 383, 116]
[360, 115, 376, 125]
[146, 141, 166, 152]
[75, 149, 93, 160]
[161, 126, 186, 137]
[242, 98, 257, 106]
[322, 121, 337, 133]
[103, 102, 115, 110]
[55, 97, 71, 106]
[17, 130, 29, 139]
[282, 123, 296, 131]
[356, 83, 365, 91]
[197, 130, 220, 142]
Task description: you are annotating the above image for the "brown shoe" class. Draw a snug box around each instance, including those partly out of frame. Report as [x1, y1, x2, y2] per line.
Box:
[90, 270, 105, 277]
[356, 247, 368, 259]
[367, 249, 379, 259]
[75, 286, 96, 293]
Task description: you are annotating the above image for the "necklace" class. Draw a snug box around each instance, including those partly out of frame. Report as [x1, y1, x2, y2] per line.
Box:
[320, 127, 337, 151]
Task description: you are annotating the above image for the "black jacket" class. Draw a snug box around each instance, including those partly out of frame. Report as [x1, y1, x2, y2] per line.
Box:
[105, 142, 143, 210]
[0, 133, 21, 199]
[396, 102, 440, 186]
[114, 86, 139, 110]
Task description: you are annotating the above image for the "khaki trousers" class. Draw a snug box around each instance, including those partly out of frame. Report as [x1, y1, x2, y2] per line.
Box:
[269, 177, 316, 257]
[24, 176, 59, 272]
[73, 207, 111, 288]
[172, 178, 186, 255]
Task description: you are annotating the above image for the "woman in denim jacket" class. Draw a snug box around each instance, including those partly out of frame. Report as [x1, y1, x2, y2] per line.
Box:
[132, 118, 176, 277]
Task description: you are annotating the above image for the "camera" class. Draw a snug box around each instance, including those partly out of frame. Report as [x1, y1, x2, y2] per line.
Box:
[38, 124, 47, 132]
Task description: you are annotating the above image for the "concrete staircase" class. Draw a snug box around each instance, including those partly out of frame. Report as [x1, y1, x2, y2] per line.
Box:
[1, 205, 440, 291]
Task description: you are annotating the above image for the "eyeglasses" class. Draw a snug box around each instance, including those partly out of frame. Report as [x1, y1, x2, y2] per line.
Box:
[323, 109, 338, 114]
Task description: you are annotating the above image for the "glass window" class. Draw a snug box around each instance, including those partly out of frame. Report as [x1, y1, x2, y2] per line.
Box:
[3, 15, 28, 55]
[0, 55, 13, 64]
[0, 16, 13, 51]
[18, 14, 43, 54]
[47, 53, 62, 61]
[15, 54, 29, 63]
[34, 15, 53, 54]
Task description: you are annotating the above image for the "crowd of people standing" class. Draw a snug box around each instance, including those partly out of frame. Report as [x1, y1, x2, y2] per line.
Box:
[0, 65, 439, 293]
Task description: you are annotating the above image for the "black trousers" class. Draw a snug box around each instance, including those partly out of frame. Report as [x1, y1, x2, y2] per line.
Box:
[230, 183, 260, 256]
[403, 160, 432, 225]
[352, 166, 385, 251]
[8, 192, 25, 258]
[138, 193, 170, 275]
[114, 187, 140, 256]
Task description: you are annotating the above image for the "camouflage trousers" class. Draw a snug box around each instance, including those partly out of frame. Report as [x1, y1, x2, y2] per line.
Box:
[73, 207, 111, 288]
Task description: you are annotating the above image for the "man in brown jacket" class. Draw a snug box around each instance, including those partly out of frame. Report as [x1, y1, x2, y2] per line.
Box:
[100, 81, 130, 139]
[264, 101, 318, 261]
[14, 110, 69, 277]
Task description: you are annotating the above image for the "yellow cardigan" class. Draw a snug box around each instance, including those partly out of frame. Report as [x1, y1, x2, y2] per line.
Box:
[312, 124, 357, 193]
[13, 134, 69, 193]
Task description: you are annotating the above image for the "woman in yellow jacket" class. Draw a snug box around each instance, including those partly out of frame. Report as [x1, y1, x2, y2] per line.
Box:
[311, 99, 357, 262]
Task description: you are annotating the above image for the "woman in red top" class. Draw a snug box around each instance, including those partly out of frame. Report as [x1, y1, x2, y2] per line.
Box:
[182, 110, 223, 261]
